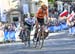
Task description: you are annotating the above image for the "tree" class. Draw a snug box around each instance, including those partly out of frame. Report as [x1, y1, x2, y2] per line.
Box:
[48, 0, 55, 8]
[48, 0, 55, 3]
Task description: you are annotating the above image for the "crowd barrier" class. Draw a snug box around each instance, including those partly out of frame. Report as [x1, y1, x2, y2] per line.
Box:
[48, 26, 60, 32]
[0, 23, 75, 42]
[69, 27, 75, 35]
[60, 23, 69, 30]
[48, 23, 69, 32]
[4, 31, 15, 41]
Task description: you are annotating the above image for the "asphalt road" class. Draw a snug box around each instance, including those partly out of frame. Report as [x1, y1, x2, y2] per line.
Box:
[0, 31, 75, 54]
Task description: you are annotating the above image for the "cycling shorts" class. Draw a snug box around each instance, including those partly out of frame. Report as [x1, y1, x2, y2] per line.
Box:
[37, 18, 44, 26]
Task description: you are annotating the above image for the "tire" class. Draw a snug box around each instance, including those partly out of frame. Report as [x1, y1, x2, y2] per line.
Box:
[38, 31, 44, 48]
[34, 30, 44, 49]
[23, 29, 30, 47]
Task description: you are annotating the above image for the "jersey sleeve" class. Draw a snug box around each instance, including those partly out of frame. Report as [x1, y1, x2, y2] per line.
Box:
[46, 9, 48, 17]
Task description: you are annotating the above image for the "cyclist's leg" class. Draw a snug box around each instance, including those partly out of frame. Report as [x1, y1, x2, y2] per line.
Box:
[24, 23, 31, 47]
[34, 19, 39, 40]
[34, 18, 44, 48]
[26, 25, 32, 47]
[36, 18, 42, 42]
[33, 18, 40, 47]
[27, 29, 30, 47]
[39, 19, 45, 48]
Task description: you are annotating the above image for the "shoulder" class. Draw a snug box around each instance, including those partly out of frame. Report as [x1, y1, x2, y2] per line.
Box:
[24, 18, 29, 21]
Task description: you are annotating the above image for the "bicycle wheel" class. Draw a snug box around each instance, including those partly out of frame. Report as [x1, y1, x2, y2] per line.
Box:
[23, 31, 28, 46]
[38, 30, 44, 48]
[33, 32, 39, 48]
[27, 29, 30, 47]
[33, 31, 44, 48]
[23, 29, 30, 47]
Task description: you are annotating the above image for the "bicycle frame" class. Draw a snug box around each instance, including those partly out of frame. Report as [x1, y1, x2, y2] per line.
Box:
[33, 23, 45, 48]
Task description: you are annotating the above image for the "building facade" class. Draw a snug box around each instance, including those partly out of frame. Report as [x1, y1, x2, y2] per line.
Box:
[0, 0, 21, 23]
[0, 0, 48, 23]
[7, 0, 21, 23]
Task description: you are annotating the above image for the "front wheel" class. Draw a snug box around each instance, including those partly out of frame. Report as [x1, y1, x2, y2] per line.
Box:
[34, 31, 44, 49]
[38, 31, 44, 48]
[24, 29, 30, 47]
[38, 37, 44, 48]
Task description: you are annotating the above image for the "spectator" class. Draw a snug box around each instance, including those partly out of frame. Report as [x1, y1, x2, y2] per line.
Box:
[0, 22, 4, 42]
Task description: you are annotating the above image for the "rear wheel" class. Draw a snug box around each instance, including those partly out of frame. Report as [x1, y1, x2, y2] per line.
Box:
[33, 32, 38, 48]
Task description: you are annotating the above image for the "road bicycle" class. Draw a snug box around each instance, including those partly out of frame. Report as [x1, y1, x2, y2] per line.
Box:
[33, 24, 49, 48]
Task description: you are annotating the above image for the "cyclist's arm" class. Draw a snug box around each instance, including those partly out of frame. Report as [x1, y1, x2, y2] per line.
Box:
[45, 12, 49, 25]
[45, 9, 48, 22]
[34, 17, 39, 29]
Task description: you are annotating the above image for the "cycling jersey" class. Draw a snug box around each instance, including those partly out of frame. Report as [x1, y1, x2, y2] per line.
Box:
[36, 8, 48, 19]
[24, 17, 36, 26]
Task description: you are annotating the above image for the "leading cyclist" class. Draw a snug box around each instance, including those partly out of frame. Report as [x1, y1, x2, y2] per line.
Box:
[34, 3, 48, 40]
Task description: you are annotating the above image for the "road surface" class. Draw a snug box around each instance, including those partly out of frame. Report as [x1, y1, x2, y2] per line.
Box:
[0, 31, 75, 54]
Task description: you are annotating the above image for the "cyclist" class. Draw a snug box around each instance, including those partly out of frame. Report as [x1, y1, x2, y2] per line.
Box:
[34, 3, 48, 41]
[19, 14, 36, 47]
[24, 14, 36, 31]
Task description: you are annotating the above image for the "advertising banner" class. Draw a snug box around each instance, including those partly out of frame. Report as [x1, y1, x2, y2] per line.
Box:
[23, 4, 29, 14]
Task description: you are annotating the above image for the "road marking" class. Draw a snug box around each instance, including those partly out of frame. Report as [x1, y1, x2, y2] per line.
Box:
[46, 38, 75, 41]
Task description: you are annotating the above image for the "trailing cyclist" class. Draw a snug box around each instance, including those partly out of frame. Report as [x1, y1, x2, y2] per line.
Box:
[23, 14, 36, 46]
